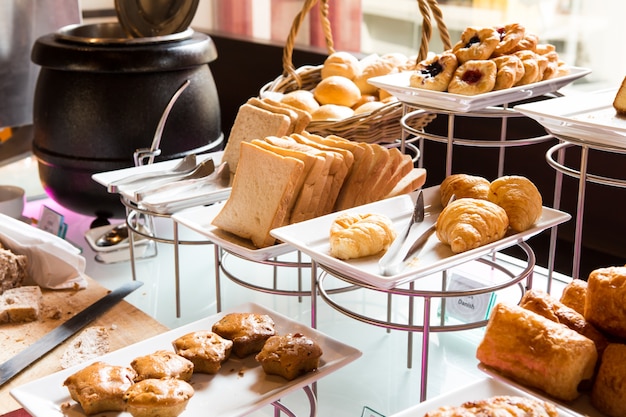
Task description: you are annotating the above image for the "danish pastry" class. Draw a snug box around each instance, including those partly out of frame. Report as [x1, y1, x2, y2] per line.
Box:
[513, 50, 540, 85]
[439, 173, 490, 207]
[492, 55, 525, 90]
[409, 52, 458, 91]
[493, 23, 526, 56]
[447, 60, 497, 95]
[329, 213, 396, 260]
[452, 27, 500, 63]
[487, 175, 542, 232]
[435, 198, 509, 253]
[510, 32, 539, 53]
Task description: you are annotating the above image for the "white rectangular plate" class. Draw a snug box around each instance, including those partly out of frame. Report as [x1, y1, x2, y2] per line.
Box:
[390, 377, 583, 417]
[172, 203, 293, 262]
[270, 186, 571, 289]
[368, 67, 591, 112]
[11, 302, 361, 417]
[479, 364, 604, 417]
[515, 88, 626, 149]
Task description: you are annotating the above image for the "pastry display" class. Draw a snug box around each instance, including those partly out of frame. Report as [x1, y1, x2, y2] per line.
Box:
[172, 330, 233, 374]
[591, 343, 626, 417]
[63, 361, 136, 415]
[435, 198, 509, 253]
[439, 173, 490, 207]
[410, 23, 569, 95]
[130, 350, 194, 382]
[211, 312, 276, 358]
[123, 378, 194, 417]
[423, 395, 559, 417]
[329, 212, 397, 260]
[584, 265, 626, 339]
[613, 75, 626, 115]
[255, 332, 323, 381]
[476, 302, 597, 401]
[487, 175, 542, 232]
[559, 278, 587, 315]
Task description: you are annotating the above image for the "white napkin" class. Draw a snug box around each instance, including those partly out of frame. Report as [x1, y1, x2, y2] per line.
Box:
[0, 213, 88, 289]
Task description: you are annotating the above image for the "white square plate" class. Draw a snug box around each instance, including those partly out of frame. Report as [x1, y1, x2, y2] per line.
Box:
[514, 88, 626, 149]
[368, 67, 591, 113]
[390, 377, 583, 417]
[270, 186, 571, 289]
[11, 302, 362, 417]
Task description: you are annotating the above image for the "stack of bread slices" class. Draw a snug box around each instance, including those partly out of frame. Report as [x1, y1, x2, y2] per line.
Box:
[213, 131, 426, 248]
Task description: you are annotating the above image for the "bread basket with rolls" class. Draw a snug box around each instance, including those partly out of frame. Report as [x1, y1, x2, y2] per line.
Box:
[260, 0, 451, 144]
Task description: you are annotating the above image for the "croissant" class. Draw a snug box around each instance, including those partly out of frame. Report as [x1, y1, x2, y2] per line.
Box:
[330, 213, 396, 260]
[439, 173, 490, 207]
[488, 175, 542, 232]
[435, 198, 509, 253]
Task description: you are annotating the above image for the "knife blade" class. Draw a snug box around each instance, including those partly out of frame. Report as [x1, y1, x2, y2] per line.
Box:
[0, 280, 143, 387]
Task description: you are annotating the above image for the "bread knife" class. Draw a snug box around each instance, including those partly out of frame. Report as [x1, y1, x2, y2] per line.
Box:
[0, 280, 143, 387]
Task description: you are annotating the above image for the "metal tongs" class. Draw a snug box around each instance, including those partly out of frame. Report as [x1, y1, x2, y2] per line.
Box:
[378, 190, 436, 276]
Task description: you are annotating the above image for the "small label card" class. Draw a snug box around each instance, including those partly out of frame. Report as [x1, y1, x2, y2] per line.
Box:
[441, 273, 496, 323]
[38, 205, 67, 238]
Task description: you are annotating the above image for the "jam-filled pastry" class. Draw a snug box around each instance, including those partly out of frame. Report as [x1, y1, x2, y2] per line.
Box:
[492, 23, 526, 56]
[435, 198, 509, 253]
[439, 173, 490, 207]
[488, 175, 542, 232]
[330, 213, 396, 260]
[409, 52, 458, 91]
[447, 60, 497, 95]
[452, 27, 500, 63]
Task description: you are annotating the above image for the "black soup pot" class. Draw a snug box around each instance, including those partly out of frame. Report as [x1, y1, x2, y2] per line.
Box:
[31, 23, 223, 220]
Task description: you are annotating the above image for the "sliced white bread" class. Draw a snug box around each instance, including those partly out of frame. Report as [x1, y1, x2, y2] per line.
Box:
[60, 326, 111, 369]
[385, 168, 427, 199]
[0, 285, 42, 324]
[212, 141, 306, 248]
[340, 143, 389, 209]
[370, 149, 414, 202]
[221, 103, 292, 176]
[260, 97, 312, 133]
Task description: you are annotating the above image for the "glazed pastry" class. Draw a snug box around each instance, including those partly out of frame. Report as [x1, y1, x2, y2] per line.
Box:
[585, 265, 626, 338]
[492, 55, 524, 90]
[510, 32, 539, 53]
[172, 330, 233, 374]
[447, 60, 497, 95]
[535, 43, 556, 55]
[477, 302, 598, 402]
[212, 312, 276, 358]
[329, 213, 396, 260]
[123, 378, 194, 417]
[424, 395, 559, 417]
[435, 198, 509, 253]
[591, 343, 626, 417]
[409, 52, 458, 91]
[487, 175, 542, 232]
[255, 333, 323, 381]
[452, 27, 500, 63]
[63, 361, 136, 415]
[513, 50, 540, 85]
[439, 173, 490, 207]
[130, 350, 194, 382]
[559, 279, 587, 315]
[540, 51, 560, 80]
[492, 23, 526, 56]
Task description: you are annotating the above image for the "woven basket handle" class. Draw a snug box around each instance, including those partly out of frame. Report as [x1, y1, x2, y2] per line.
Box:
[282, 0, 335, 86]
[416, 0, 452, 63]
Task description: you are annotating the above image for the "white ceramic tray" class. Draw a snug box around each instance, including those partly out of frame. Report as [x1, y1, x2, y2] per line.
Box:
[479, 364, 606, 417]
[390, 376, 583, 417]
[271, 186, 571, 289]
[92, 151, 231, 214]
[172, 203, 294, 262]
[11, 302, 362, 417]
[368, 66, 591, 113]
[514, 88, 626, 149]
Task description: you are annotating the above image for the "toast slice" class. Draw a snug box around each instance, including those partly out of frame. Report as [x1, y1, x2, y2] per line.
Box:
[257, 97, 312, 133]
[369, 148, 414, 202]
[385, 168, 427, 199]
[212, 141, 305, 248]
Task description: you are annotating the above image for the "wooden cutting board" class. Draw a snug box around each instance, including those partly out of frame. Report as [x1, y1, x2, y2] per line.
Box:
[0, 277, 168, 414]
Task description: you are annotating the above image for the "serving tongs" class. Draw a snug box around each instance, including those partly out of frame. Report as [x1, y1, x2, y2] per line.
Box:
[378, 190, 437, 276]
[107, 154, 198, 193]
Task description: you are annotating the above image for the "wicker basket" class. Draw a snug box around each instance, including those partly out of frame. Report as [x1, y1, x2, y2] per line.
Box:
[260, 0, 451, 144]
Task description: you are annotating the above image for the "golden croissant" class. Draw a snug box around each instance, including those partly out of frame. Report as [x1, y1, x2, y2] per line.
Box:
[330, 213, 396, 260]
[436, 198, 509, 253]
[439, 173, 490, 207]
[488, 175, 542, 232]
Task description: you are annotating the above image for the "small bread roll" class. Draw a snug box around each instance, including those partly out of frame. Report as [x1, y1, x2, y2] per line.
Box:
[354, 59, 397, 95]
[313, 75, 361, 107]
[124, 378, 194, 417]
[321, 51, 361, 80]
[280, 90, 320, 114]
[351, 93, 377, 109]
[330, 213, 396, 260]
[592, 343, 626, 417]
[488, 175, 542, 232]
[311, 104, 354, 121]
[353, 100, 386, 115]
[436, 198, 509, 253]
[439, 173, 490, 207]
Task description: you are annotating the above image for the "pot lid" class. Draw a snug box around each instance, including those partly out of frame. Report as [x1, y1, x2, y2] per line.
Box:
[115, 0, 200, 38]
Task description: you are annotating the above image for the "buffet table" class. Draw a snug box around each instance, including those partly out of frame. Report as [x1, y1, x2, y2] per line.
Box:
[0, 276, 168, 415]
